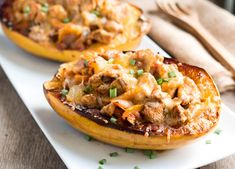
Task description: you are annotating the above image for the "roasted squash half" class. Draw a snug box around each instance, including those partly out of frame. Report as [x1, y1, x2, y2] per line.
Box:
[0, 0, 150, 62]
[44, 49, 221, 150]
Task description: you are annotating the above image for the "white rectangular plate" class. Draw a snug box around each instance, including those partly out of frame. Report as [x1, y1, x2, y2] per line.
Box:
[1, 28, 235, 169]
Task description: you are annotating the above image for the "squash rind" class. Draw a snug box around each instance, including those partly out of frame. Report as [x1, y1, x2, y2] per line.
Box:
[2, 25, 144, 62]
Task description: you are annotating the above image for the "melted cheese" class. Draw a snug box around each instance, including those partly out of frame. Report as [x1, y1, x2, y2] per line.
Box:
[60, 49, 216, 129]
[6, 0, 149, 50]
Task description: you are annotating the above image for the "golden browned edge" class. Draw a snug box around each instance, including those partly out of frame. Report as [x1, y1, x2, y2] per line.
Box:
[0, 1, 150, 62]
[43, 58, 221, 150]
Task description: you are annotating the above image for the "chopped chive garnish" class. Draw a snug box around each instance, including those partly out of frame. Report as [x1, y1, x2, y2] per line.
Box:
[84, 59, 88, 67]
[156, 78, 163, 85]
[143, 150, 157, 159]
[137, 69, 144, 76]
[42, 3, 49, 7]
[41, 6, 48, 13]
[41, 3, 49, 13]
[157, 78, 171, 85]
[168, 71, 176, 78]
[214, 128, 222, 135]
[125, 148, 135, 153]
[129, 69, 135, 75]
[143, 150, 152, 156]
[98, 166, 103, 169]
[108, 58, 114, 64]
[109, 152, 119, 157]
[149, 151, 157, 159]
[134, 166, 140, 169]
[63, 18, 70, 23]
[83, 85, 92, 94]
[91, 9, 101, 17]
[109, 88, 117, 98]
[110, 117, 117, 124]
[84, 135, 93, 141]
[130, 59, 136, 66]
[206, 140, 212, 144]
[163, 78, 171, 83]
[61, 89, 69, 97]
[99, 159, 107, 165]
[23, 6, 31, 14]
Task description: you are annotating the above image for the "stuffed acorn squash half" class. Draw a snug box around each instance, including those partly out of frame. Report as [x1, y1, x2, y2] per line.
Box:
[0, 0, 150, 62]
[44, 49, 221, 150]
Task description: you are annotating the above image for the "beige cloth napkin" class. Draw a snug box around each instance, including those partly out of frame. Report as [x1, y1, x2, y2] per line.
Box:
[126, 0, 235, 92]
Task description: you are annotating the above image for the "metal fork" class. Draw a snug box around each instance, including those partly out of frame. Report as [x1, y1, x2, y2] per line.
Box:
[155, 0, 235, 77]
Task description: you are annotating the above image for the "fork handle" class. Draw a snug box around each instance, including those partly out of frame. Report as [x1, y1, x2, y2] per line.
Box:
[190, 22, 235, 77]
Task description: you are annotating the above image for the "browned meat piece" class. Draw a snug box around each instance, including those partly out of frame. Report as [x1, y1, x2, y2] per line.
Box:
[66, 84, 85, 103]
[80, 94, 97, 108]
[95, 77, 127, 96]
[102, 0, 129, 23]
[72, 60, 86, 74]
[110, 78, 127, 95]
[89, 68, 137, 98]
[35, 12, 47, 24]
[130, 49, 157, 72]
[48, 0, 64, 5]
[13, 12, 23, 23]
[88, 75, 103, 89]
[104, 20, 123, 33]
[82, 11, 100, 26]
[24, 2, 41, 21]
[88, 69, 119, 90]
[71, 39, 86, 50]
[57, 34, 77, 49]
[165, 105, 188, 128]
[100, 102, 116, 116]
[177, 77, 201, 106]
[96, 84, 110, 95]
[133, 73, 156, 102]
[101, 75, 116, 83]
[57, 25, 89, 50]
[97, 50, 120, 60]
[122, 105, 143, 125]
[89, 29, 114, 44]
[63, 0, 80, 16]
[57, 27, 89, 50]
[80, 0, 100, 11]
[124, 110, 141, 125]
[89, 75, 113, 90]
[142, 102, 164, 124]
[126, 113, 137, 125]
[28, 25, 49, 43]
[49, 5, 68, 20]
[97, 96, 111, 107]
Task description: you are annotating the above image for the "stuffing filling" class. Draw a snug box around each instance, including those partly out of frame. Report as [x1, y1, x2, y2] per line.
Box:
[1, 0, 150, 50]
[52, 49, 219, 136]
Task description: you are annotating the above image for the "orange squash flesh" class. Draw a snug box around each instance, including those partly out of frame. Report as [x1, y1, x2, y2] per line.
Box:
[43, 57, 221, 150]
[2, 25, 144, 62]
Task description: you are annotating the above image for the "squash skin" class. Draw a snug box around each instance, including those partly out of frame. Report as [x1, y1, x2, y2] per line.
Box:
[43, 58, 221, 150]
[2, 25, 144, 62]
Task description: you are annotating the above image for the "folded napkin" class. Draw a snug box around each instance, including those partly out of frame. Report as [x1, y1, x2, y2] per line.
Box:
[126, 0, 235, 92]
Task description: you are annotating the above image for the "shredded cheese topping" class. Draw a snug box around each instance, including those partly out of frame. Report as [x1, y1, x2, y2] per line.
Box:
[52, 49, 220, 136]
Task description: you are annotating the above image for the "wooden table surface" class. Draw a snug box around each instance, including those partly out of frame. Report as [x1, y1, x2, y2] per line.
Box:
[0, 66, 235, 169]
